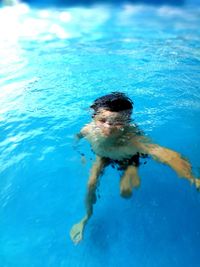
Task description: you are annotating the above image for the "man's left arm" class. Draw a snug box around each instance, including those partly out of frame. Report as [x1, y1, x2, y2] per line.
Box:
[134, 136, 200, 189]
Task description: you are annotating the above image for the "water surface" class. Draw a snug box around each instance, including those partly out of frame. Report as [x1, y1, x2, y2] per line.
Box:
[0, 3, 200, 267]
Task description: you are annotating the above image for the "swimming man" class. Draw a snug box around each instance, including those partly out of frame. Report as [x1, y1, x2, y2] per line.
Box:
[70, 92, 200, 244]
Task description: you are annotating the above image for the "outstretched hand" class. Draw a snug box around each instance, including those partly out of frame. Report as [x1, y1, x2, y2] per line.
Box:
[70, 217, 87, 244]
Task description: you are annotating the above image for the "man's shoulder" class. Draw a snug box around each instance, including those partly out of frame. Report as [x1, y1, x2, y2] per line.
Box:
[80, 122, 94, 136]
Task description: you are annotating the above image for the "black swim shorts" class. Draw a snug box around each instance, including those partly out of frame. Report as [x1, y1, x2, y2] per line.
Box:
[105, 152, 148, 170]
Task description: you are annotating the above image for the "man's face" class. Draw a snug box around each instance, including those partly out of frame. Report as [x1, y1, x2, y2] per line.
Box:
[94, 108, 130, 136]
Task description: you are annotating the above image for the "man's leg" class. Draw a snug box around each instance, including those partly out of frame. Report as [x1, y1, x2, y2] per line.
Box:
[120, 165, 140, 198]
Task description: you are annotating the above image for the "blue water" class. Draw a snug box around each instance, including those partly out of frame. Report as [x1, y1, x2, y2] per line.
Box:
[0, 2, 200, 267]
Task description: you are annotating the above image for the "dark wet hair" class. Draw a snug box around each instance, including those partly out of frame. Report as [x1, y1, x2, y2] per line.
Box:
[90, 92, 133, 115]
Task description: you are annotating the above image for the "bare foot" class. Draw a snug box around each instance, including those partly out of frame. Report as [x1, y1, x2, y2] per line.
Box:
[70, 217, 87, 244]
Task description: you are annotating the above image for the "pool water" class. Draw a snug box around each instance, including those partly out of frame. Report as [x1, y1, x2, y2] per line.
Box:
[0, 2, 200, 267]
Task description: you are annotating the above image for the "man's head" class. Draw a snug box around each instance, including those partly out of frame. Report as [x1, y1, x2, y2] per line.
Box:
[90, 92, 133, 135]
[90, 92, 133, 116]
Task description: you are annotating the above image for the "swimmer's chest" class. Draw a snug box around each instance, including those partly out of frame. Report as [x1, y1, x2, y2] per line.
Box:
[85, 123, 142, 160]
[88, 135, 140, 160]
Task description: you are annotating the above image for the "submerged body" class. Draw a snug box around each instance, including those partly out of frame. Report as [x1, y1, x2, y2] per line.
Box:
[70, 93, 200, 244]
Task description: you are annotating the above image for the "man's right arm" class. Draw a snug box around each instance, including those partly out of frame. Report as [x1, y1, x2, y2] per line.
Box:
[73, 124, 91, 164]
